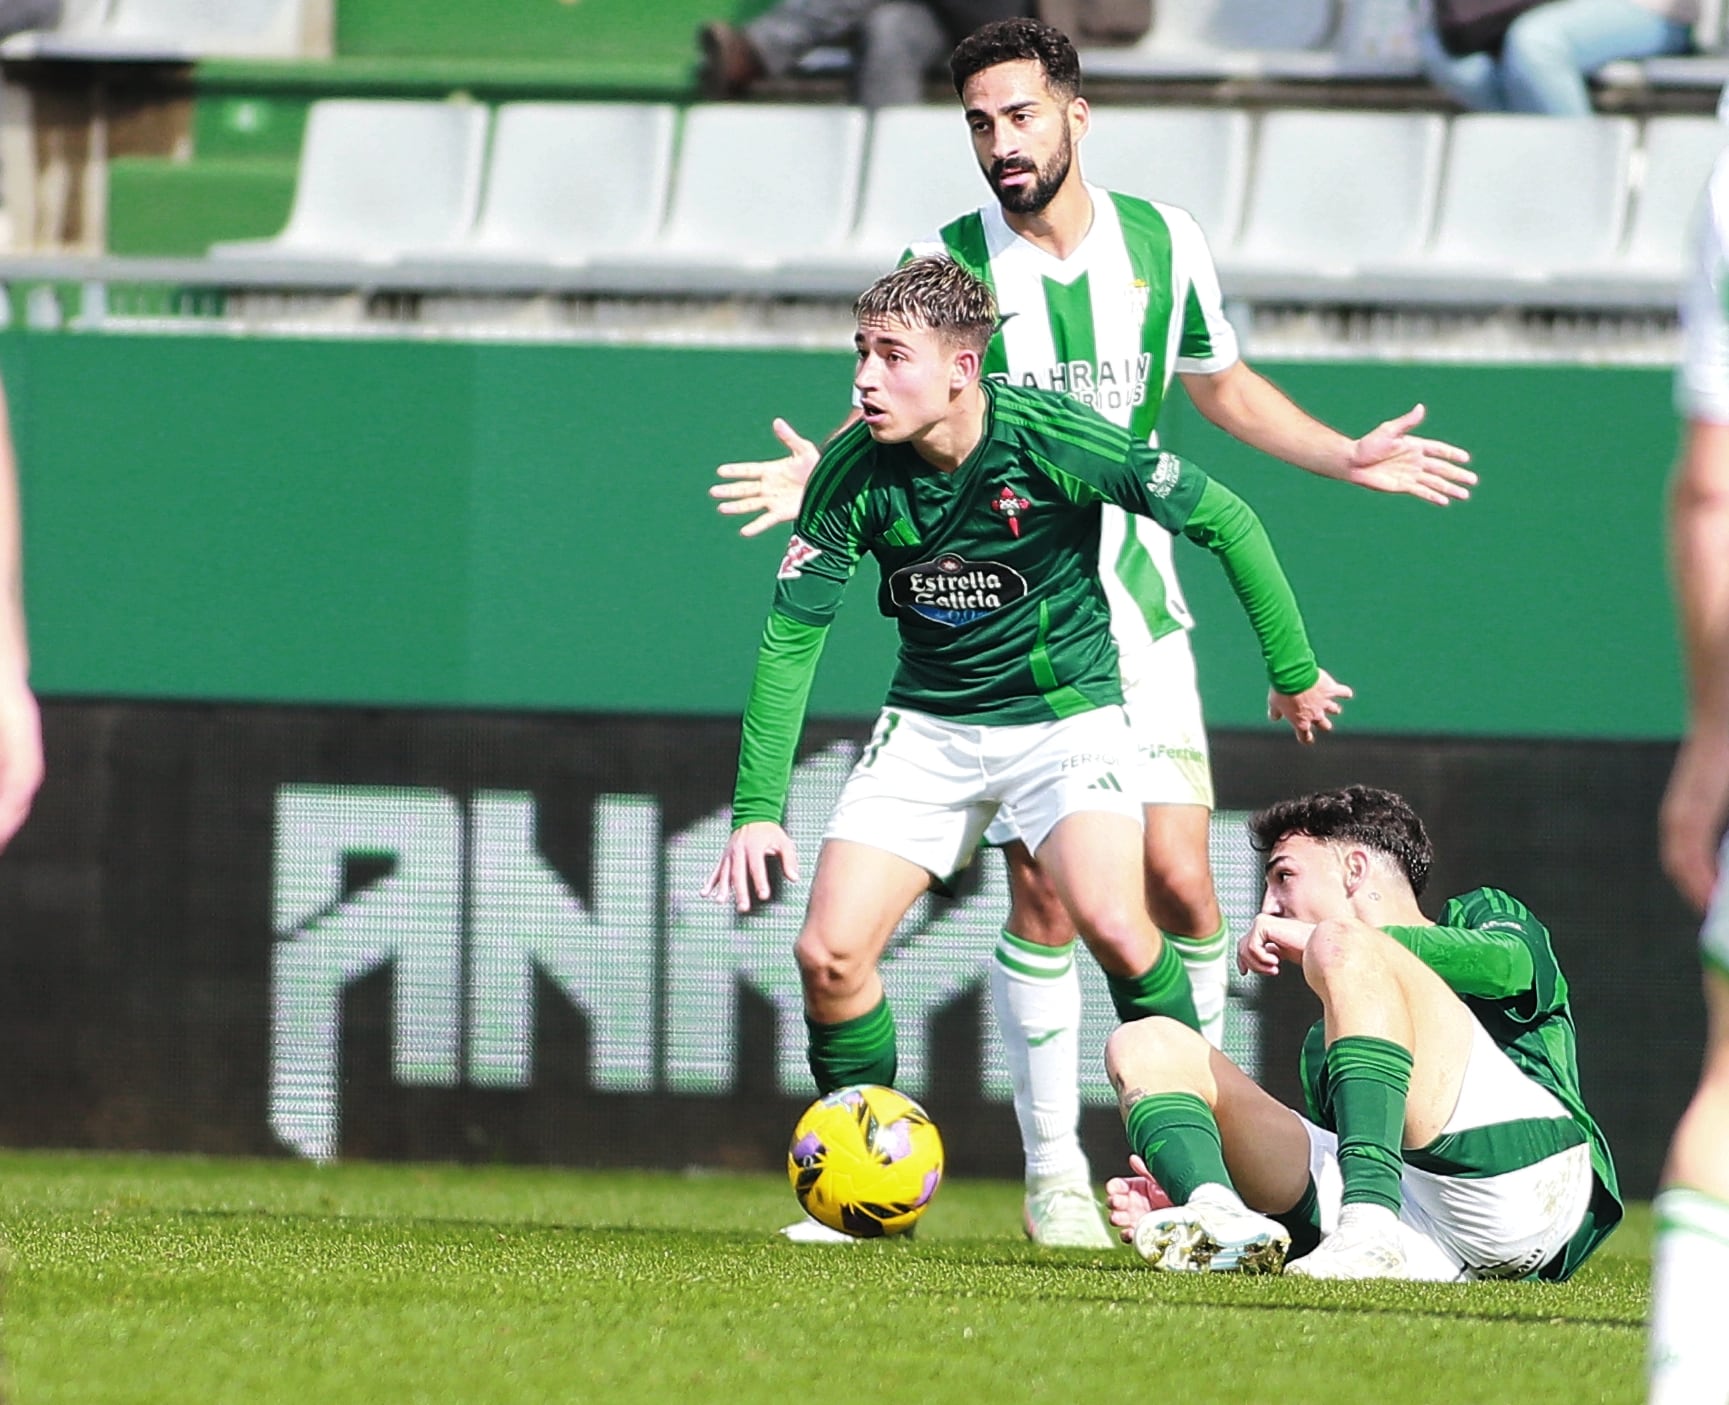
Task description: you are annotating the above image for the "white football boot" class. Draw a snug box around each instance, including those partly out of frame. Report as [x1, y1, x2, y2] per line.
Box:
[1130, 1185, 1290, 1273]
[778, 1214, 859, 1244]
[1285, 1204, 1409, 1280]
[1023, 1171, 1117, 1248]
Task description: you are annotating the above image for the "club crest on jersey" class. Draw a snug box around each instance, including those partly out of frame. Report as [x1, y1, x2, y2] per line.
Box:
[777, 534, 822, 579]
[990, 485, 1031, 537]
[1145, 452, 1182, 498]
[888, 553, 1028, 627]
[1129, 277, 1151, 320]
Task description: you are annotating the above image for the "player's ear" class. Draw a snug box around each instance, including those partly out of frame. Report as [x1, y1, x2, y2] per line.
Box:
[1070, 95, 1090, 140]
[951, 345, 981, 388]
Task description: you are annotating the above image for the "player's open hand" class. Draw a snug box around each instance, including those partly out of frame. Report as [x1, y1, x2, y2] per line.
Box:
[0, 676, 42, 852]
[1238, 913, 1315, 976]
[1269, 668, 1352, 744]
[1346, 403, 1475, 506]
[702, 820, 801, 913]
[711, 418, 820, 538]
[1104, 1154, 1174, 1242]
[1660, 732, 1729, 913]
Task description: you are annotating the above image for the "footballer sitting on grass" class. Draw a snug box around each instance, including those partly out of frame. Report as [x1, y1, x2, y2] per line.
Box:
[1103, 785, 1622, 1280]
[702, 255, 1349, 1239]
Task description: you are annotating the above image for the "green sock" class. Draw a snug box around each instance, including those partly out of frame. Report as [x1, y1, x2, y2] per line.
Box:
[1105, 940, 1199, 1030]
[806, 998, 897, 1094]
[1324, 1034, 1414, 1214]
[1123, 1092, 1232, 1204]
[1272, 1176, 1324, 1258]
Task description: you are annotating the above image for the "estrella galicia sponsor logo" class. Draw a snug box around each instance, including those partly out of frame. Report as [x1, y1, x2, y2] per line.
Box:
[889, 553, 1028, 627]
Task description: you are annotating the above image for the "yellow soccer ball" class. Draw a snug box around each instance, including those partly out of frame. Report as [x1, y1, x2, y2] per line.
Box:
[787, 1085, 945, 1238]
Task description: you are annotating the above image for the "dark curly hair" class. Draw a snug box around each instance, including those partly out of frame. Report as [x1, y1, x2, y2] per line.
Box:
[1249, 786, 1434, 896]
[949, 17, 1081, 101]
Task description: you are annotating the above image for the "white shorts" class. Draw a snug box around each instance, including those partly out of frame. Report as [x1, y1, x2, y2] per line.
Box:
[982, 629, 1212, 847]
[1296, 1017, 1595, 1281]
[824, 705, 1144, 884]
[1701, 831, 1729, 974]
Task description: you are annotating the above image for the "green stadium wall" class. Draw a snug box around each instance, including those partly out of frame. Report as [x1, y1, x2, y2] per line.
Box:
[1, 330, 1683, 739]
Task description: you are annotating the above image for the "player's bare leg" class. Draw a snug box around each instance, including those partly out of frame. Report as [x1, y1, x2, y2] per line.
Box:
[1649, 969, 1729, 1403]
[992, 841, 1112, 1246]
[795, 837, 935, 1078]
[782, 838, 934, 1245]
[1285, 917, 1475, 1278]
[1035, 811, 1197, 1028]
[1103, 1017, 1306, 1272]
[1143, 803, 1230, 1049]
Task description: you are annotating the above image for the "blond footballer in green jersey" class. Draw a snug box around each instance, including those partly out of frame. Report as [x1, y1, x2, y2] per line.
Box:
[711, 19, 1470, 1247]
[704, 260, 1346, 1183]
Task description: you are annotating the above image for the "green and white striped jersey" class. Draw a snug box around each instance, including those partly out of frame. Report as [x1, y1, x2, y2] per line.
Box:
[907, 184, 1239, 656]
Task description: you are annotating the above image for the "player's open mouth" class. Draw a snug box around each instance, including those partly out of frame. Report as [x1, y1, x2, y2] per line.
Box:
[860, 403, 887, 423]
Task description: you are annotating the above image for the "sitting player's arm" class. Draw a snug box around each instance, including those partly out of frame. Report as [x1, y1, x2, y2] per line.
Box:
[1380, 891, 1560, 1019]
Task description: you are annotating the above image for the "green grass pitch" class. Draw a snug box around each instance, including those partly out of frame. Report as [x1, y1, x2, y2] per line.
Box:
[0, 1151, 1648, 1404]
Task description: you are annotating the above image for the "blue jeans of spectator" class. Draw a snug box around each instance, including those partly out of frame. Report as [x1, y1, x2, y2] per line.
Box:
[747, 0, 947, 106]
[1420, 0, 1693, 114]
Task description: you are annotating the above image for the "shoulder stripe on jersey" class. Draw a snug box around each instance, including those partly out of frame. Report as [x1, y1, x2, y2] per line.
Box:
[804, 424, 874, 524]
[994, 398, 1132, 461]
[992, 381, 1132, 450]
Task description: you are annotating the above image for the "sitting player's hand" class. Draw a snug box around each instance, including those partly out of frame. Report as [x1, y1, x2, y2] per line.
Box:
[1268, 668, 1352, 745]
[1238, 913, 1314, 975]
[701, 822, 801, 913]
[1104, 1153, 1173, 1242]
[711, 418, 820, 538]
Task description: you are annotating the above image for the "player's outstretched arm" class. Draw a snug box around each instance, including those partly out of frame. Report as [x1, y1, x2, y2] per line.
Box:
[1181, 364, 1475, 505]
[0, 376, 40, 851]
[702, 820, 801, 914]
[1661, 418, 1729, 911]
[1268, 668, 1353, 746]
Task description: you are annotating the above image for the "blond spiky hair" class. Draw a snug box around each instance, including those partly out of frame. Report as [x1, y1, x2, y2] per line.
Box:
[854, 255, 998, 358]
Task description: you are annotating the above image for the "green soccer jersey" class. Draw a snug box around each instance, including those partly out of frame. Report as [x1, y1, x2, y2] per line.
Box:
[729, 380, 1318, 827]
[1299, 887, 1623, 1282]
[910, 186, 1238, 656]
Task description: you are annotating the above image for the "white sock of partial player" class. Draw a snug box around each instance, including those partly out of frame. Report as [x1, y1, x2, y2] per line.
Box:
[1166, 923, 1230, 1049]
[1649, 1186, 1729, 1404]
[989, 929, 1089, 1186]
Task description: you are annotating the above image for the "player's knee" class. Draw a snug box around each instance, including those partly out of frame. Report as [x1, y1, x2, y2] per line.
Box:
[1301, 917, 1385, 991]
[1072, 902, 1156, 973]
[1105, 1016, 1204, 1089]
[794, 928, 868, 1001]
[1143, 855, 1217, 934]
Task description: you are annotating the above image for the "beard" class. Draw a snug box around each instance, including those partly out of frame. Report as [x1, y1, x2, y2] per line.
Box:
[987, 126, 1074, 215]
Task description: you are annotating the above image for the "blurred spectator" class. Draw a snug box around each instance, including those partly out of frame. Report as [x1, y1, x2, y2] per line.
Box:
[0, 0, 61, 39]
[699, 1, 1030, 107]
[1420, 0, 1697, 115]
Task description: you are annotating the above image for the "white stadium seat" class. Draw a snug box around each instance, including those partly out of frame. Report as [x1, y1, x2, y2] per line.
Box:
[434, 102, 677, 265]
[210, 100, 491, 262]
[1359, 114, 1637, 300]
[1079, 107, 1251, 256]
[584, 104, 866, 290]
[2, 0, 310, 57]
[1623, 116, 1729, 276]
[1226, 111, 1445, 287]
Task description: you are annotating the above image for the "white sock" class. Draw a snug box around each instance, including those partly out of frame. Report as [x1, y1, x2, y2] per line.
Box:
[989, 929, 1089, 1186]
[1650, 1186, 1729, 1405]
[1167, 924, 1230, 1049]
